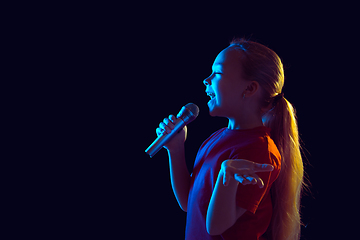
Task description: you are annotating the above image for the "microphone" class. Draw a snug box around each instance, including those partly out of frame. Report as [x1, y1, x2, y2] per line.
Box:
[145, 103, 199, 158]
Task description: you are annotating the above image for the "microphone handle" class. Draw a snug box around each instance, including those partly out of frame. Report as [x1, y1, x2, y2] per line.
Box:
[145, 118, 186, 158]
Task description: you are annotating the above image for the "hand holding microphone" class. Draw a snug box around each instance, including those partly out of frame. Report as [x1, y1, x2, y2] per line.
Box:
[145, 103, 199, 158]
[156, 115, 188, 151]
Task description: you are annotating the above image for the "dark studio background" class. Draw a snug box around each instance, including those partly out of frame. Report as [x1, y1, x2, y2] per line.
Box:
[10, 2, 355, 239]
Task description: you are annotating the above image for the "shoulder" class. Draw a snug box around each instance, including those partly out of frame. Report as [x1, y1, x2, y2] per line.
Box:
[199, 128, 227, 148]
[229, 135, 278, 165]
[230, 133, 268, 152]
[209, 128, 227, 139]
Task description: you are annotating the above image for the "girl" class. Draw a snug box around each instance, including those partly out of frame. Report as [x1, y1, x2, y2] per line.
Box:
[156, 38, 304, 240]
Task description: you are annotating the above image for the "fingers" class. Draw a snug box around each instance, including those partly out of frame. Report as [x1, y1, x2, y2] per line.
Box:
[245, 172, 264, 188]
[255, 177, 265, 188]
[156, 115, 177, 135]
[169, 115, 176, 123]
[234, 173, 256, 185]
[253, 163, 274, 173]
[234, 174, 250, 185]
[229, 167, 265, 188]
[156, 127, 163, 136]
[225, 159, 274, 173]
[222, 162, 257, 187]
[234, 173, 265, 188]
[222, 159, 272, 188]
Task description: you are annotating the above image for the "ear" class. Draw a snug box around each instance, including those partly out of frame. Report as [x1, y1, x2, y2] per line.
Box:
[243, 81, 259, 97]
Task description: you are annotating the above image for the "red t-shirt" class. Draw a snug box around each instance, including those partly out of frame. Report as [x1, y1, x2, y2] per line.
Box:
[185, 127, 281, 240]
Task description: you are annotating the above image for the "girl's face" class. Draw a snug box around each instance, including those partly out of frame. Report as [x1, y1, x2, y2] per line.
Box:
[203, 47, 249, 118]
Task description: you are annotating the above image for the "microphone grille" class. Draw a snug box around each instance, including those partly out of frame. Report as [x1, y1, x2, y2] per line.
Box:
[185, 103, 200, 118]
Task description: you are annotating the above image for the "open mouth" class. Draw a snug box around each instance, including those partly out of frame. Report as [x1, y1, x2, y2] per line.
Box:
[207, 92, 216, 99]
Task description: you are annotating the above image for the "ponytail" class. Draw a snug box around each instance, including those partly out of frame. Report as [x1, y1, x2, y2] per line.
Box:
[263, 96, 304, 240]
[230, 38, 305, 240]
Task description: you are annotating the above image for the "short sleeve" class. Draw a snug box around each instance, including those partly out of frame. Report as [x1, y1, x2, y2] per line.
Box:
[230, 145, 273, 214]
[235, 170, 271, 213]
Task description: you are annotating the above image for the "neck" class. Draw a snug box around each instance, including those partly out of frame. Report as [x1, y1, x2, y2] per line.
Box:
[227, 115, 263, 130]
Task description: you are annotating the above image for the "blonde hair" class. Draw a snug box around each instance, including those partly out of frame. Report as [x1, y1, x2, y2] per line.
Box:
[230, 38, 305, 240]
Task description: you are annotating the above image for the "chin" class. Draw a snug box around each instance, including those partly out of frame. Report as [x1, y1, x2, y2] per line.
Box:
[208, 98, 226, 117]
[209, 110, 216, 117]
[208, 106, 222, 117]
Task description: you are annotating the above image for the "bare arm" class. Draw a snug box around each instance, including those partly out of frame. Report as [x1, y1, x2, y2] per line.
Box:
[206, 169, 246, 235]
[167, 145, 190, 212]
[157, 115, 191, 212]
[206, 160, 274, 235]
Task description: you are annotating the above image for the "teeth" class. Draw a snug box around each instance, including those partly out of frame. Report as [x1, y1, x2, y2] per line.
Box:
[207, 92, 215, 99]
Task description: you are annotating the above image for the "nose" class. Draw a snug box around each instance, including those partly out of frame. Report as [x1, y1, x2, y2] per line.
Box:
[203, 77, 211, 86]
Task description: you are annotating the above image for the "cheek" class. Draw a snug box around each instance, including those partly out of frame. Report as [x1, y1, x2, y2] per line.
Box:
[216, 83, 234, 105]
